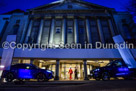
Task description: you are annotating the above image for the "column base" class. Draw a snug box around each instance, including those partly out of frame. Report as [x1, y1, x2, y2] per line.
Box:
[54, 76, 59, 80]
[84, 77, 89, 80]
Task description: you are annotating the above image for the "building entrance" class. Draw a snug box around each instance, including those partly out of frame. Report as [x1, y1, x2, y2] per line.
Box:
[60, 60, 84, 80]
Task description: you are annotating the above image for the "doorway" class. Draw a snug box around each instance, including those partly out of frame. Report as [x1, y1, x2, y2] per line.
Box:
[60, 60, 84, 80]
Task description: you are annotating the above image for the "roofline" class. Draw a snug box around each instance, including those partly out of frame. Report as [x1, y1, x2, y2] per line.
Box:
[28, 0, 115, 11]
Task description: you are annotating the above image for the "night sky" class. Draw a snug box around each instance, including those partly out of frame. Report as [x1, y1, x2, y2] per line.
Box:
[0, 0, 130, 14]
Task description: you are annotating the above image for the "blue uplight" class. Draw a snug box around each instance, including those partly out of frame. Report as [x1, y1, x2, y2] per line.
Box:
[118, 67, 129, 72]
[19, 69, 33, 79]
[116, 73, 129, 76]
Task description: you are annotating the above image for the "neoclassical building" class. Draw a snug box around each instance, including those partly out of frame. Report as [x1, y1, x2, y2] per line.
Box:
[0, 0, 136, 80]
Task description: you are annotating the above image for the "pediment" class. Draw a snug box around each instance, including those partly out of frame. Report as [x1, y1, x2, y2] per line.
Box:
[46, 2, 90, 10]
[30, 0, 113, 11]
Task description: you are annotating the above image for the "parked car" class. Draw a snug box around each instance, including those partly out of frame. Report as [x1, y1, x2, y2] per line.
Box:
[2, 64, 54, 82]
[92, 60, 136, 81]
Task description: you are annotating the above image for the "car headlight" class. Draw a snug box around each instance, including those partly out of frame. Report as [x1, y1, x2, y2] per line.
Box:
[47, 70, 52, 73]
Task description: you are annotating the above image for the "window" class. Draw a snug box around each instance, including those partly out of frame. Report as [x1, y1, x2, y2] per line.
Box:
[114, 61, 123, 67]
[56, 27, 61, 33]
[68, 27, 73, 33]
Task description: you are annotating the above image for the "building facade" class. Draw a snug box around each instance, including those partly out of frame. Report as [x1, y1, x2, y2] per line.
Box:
[0, 0, 136, 80]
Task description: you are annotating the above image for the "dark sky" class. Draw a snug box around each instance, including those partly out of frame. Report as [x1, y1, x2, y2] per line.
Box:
[0, 0, 129, 14]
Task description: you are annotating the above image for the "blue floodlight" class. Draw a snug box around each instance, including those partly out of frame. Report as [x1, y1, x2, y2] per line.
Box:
[19, 69, 33, 79]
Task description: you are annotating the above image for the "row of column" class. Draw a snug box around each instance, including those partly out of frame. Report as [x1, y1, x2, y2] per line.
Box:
[20, 18, 115, 44]
[54, 60, 89, 80]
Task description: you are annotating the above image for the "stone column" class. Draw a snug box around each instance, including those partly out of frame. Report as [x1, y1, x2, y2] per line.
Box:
[54, 60, 60, 80]
[74, 19, 79, 43]
[108, 19, 115, 36]
[97, 19, 105, 43]
[30, 59, 34, 64]
[39, 63, 42, 68]
[20, 19, 29, 43]
[86, 18, 92, 43]
[80, 63, 83, 79]
[64, 64, 66, 79]
[49, 18, 55, 44]
[25, 20, 33, 43]
[83, 60, 89, 80]
[62, 18, 67, 44]
[37, 19, 44, 44]
[59, 63, 62, 80]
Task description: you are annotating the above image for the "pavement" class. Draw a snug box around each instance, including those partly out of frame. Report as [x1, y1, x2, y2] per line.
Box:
[0, 80, 136, 91]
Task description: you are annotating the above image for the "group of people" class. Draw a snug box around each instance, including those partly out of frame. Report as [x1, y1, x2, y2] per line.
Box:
[68, 67, 78, 80]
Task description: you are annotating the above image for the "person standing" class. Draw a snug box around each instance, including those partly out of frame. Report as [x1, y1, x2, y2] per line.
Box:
[68, 68, 73, 80]
[74, 67, 78, 80]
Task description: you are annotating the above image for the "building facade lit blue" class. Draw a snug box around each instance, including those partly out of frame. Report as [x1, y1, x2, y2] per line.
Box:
[0, 0, 136, 80]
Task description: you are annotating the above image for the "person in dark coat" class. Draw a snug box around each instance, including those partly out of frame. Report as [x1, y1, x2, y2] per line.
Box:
[74, 67, 78, 80]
